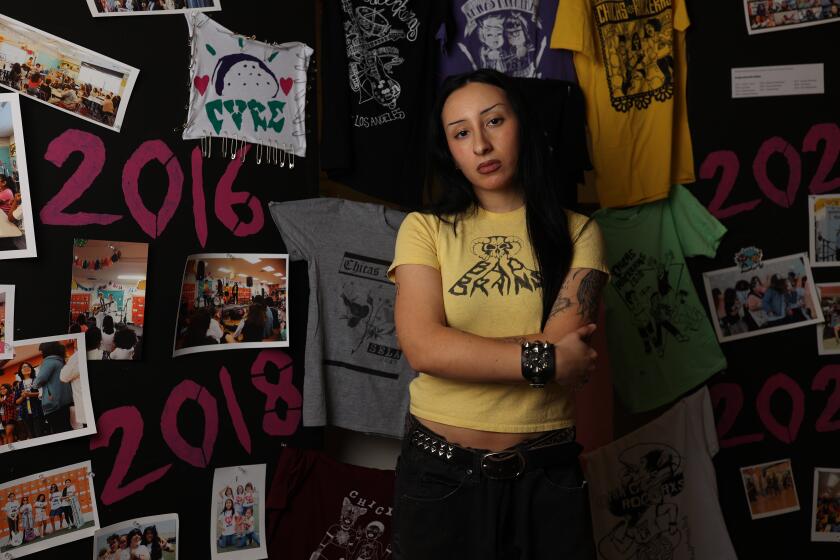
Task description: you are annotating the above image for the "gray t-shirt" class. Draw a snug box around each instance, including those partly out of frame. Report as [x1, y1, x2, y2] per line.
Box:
[584, 387, 737, 560]
[269, 199, 412, 437]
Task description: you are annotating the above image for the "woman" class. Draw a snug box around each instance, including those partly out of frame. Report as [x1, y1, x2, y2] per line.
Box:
[86, 326, 105, 361]
[218, 498, 238, 549]
[6, 63, 22, 90]
[48, 483, 64, 531]
[32, 342, 73, 435]
[61, 478, 82, 529]
[142, 524, 172, 560]
[126, 527, 151, 560]
[389, 70, 606, 559]
[237, 304, 267, 342]
[101, 315, 116, 354]
[110, 329, 137, 360]
[185, 309, 218, 347]
[18, 496, 32, 541]
[33, 493, 47, 539]
[17, 362, 46, 439]
[0, 384, 17, 444]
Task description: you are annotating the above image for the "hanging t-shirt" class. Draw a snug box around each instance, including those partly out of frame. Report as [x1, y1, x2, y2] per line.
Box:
[321, 0, 449, 207]
[183, 12, 313, 157]
[593, 185, 727, 413]
[584, 387, 737, 560]
[269, 198, 412, 438]
[551, 0, 695, 208]
[438, 0, 576, 81]
[267, 447, 395, 560]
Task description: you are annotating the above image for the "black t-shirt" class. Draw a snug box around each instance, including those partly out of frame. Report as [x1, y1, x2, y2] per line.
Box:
[267, 447, 396, 560]
[321, 0, 450, 207]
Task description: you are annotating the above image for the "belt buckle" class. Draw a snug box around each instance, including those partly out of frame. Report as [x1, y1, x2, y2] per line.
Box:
[480, 449, 526, 480]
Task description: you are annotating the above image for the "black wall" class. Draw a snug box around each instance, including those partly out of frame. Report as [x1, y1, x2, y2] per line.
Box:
[1, 1, 838, 558]
[0, 3, 319, 559]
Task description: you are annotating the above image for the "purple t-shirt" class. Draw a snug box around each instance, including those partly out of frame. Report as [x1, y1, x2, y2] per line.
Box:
[438, 0, 576, 81]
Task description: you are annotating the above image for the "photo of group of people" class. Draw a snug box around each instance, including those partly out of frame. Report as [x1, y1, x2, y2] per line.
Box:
[0, 13, 138, 131]
[70, 239, 148, 361]
[0, 285, 13, 360]
[88, 0, 221, 16]
[703, 253, 823, 342]
[0, 333, 95, 454]
[745, 0, 840, 33]
[174, 254, 289, 357]
[211, 464, 266, 560]
[809, 194, 840, 267]
[93, 514, 178, 559]
[816, 283, 840, 355]
[0, 461, 99, 557]
[740, 459, 801, 520]
[0, 94, 35, 260]
[812, 467, 840, 541]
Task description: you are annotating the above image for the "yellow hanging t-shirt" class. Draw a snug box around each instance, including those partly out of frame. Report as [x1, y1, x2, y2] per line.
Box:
[551, 0, 695, 208]
[388, 206, 608, 432]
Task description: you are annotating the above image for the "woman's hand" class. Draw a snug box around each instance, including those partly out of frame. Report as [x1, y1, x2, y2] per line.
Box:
[553, 324, 597, 386]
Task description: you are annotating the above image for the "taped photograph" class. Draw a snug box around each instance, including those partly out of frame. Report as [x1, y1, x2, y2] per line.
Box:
[744, 0, 840, 34]
[0, 461, 99, 557]
[93, 513, 178, 559]
[0, 94, 36, 260]
[173, 254, 288, 357]
[740, 459, 800, 520]
[702, 253, 823, 343]
[812, 467, 840, 541]
[0, 13, 139, 131]
[816, 283, 840, 355]
[70, 239, 148, 361]
[809, 194, 840, 268]
[88, 0, 221, 16]
[211, 464, 266, 560]
[0, 333, 95, 454]
[0, 285, 14, 360]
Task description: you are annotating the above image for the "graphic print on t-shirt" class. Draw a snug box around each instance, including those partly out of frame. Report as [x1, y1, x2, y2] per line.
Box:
[457, 0, 546, 77]
[310, 495, 392, 560]
[449, 235, 541, 297]
[341, 0, 420, 127]
[597, 443, 687, 560]
[593, 0, 676, 112]
[325, 253, 402, 379]
[610, 249, 704, 359]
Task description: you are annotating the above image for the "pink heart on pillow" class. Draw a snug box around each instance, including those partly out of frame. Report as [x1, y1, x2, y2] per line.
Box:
[194, 75, 210, 95]
[280, 77, 293, 96]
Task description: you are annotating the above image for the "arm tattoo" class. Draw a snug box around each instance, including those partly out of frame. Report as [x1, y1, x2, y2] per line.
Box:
[576, 270, 608, 323]
[548, 271, 578, 319]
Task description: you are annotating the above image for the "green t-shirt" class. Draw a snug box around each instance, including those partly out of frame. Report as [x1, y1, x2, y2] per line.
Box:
[593, 185, 727, 413]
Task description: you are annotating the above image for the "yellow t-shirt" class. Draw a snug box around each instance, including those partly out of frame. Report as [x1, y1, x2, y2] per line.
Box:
[388, 206, 608, 432]
[551, 0, 694, 208]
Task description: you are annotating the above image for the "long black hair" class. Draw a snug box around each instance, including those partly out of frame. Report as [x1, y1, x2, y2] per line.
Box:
[424, 69, 573, 327]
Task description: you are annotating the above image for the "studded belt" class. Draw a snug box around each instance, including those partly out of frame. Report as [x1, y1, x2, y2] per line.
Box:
[406, 418, 579, 480]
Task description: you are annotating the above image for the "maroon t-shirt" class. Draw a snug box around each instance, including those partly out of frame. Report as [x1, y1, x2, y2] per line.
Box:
[267, 447, 396, 560]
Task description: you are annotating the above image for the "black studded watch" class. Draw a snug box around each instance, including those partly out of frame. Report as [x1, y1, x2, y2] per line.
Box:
[520, 341, 556, 388]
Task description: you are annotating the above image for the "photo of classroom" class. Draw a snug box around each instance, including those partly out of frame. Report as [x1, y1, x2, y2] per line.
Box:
[174, 254, 288, 356]
[0, 14, 135, 129]
[0, 101, 27, 254]
[69, 240, 148, 361]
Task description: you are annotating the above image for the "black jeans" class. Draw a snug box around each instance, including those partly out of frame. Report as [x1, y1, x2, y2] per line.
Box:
[392, 419, 596, 560]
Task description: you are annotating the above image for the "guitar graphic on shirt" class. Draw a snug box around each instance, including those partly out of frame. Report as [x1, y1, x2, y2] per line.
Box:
[341, 0, 404, 109]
